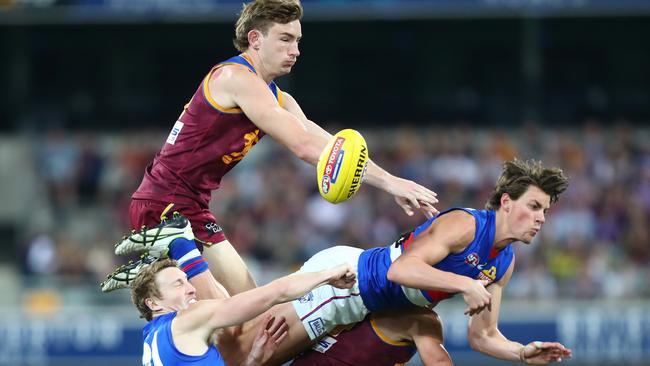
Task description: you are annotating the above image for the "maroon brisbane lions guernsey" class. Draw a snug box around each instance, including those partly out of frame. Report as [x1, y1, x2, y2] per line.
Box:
[133, 54, 283, 208]
[290, 317, 417, 366]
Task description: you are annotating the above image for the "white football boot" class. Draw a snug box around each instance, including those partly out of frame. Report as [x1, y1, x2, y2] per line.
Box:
[100, 255, 157, 292]
[114, 212, 194, 259]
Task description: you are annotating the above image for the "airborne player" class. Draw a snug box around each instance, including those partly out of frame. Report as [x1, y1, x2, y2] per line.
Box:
[102, 0, 438, 295]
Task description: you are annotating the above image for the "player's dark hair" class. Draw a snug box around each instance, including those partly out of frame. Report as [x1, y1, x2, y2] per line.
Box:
[131, 259, 178, 321]
[485, 159, 569, 210]
[234, 0, 303, 52]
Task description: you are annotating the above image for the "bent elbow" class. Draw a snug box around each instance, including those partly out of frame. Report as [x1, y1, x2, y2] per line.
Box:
[386, 263, 402, 283]
[467, 330, 487, 353]
[468, 335, 481, 352]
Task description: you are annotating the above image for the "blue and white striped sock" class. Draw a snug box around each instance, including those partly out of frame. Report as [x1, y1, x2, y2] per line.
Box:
[168, 238, 208, 280]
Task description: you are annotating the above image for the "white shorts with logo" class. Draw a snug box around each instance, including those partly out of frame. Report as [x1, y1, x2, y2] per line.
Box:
[291, 246, 369, 340]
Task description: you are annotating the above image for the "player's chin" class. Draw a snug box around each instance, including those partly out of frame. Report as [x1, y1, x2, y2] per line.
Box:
[520, 235, 533, 244]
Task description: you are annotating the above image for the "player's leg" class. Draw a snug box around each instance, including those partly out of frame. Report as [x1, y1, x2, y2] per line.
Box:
[127, 199, 256, 295]
[103, 200, 227, 299]
[167, 202, 257, 296]
[386, 309, 452, 366]
[201, 239, 257, 296]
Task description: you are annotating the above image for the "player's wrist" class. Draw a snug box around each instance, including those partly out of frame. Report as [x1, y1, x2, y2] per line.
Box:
[458, 276, 475, 294]
[364, 162, 389, 190]
[244, 354, 261, 366]
[519, 344, 528, 364]
[519, 342, 538, 364]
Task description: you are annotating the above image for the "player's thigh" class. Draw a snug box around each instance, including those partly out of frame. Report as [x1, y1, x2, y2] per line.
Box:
[202, 239, 257, 294]
[202, 240, 248, 274]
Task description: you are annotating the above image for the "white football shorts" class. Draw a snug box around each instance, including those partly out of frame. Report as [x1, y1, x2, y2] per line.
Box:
[291, 246, 369, 340]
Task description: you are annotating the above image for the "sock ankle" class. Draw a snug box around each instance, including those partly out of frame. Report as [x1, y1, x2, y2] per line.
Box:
[169, 238, 208, 280]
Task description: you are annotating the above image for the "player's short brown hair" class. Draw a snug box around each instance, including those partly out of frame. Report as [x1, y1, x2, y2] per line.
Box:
[485, 159, 569, 210]
[131, 259, 178, 321]
[233, 0, 303, 52]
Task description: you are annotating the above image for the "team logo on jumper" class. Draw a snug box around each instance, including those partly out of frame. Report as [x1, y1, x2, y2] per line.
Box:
[166, 121, 184, 145]
[478, 266, 497, 281]
[312, 335, 338, 353]
[308, 318, 326, 337]
[298, 292, 314, 304]
[204, 222, 223, 237]
[222, 129, 260, 164]
[465, 253, 480, 266]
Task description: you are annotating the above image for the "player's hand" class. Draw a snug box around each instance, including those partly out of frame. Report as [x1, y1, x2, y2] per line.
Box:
[327, 264, 357, 289]
[245, 315, 289, 366]
[461, 279, 492, 316]
[388, 177, 439, 218]
[519, 341, 573, 364]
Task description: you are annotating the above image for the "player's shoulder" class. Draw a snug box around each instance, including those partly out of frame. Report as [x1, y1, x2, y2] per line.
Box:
[209, 63, 259, 89]
[432, 209, 476, 235]
[281, 90, 296, 103]
[428, 209, 477, 250]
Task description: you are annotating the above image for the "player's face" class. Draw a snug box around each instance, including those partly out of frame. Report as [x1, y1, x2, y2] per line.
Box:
[259, 20, 302, 75]
[155, 267, 197, 312]
[507, 185, 550, 244]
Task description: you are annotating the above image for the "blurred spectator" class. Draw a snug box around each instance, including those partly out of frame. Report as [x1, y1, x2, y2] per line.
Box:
[23, 123, 650, 302]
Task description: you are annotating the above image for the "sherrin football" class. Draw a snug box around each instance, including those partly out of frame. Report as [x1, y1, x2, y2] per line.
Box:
[317, 129, 369, 204]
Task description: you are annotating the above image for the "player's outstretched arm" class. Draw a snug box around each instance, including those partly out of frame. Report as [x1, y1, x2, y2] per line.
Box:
[175, 263, 355, 335]
[364, 161, 439, 218]
[282, 91, 439, 218]
[467, 261, 572, 364]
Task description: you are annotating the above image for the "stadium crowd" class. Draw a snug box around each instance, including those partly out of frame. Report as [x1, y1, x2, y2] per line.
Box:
[19, 121, 650, 302]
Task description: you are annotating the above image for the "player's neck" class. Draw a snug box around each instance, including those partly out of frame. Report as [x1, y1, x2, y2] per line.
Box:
[242, 51, 276, 84]
[493, 209, 516, 249]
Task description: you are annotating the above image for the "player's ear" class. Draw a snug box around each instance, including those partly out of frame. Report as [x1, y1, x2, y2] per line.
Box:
[500, 193, 512, 213]
[146, 297, 163, 312]
[248, 29, 262, 50]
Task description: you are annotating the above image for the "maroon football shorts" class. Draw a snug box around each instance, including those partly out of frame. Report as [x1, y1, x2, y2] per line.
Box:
[129, 199, 227, 252]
